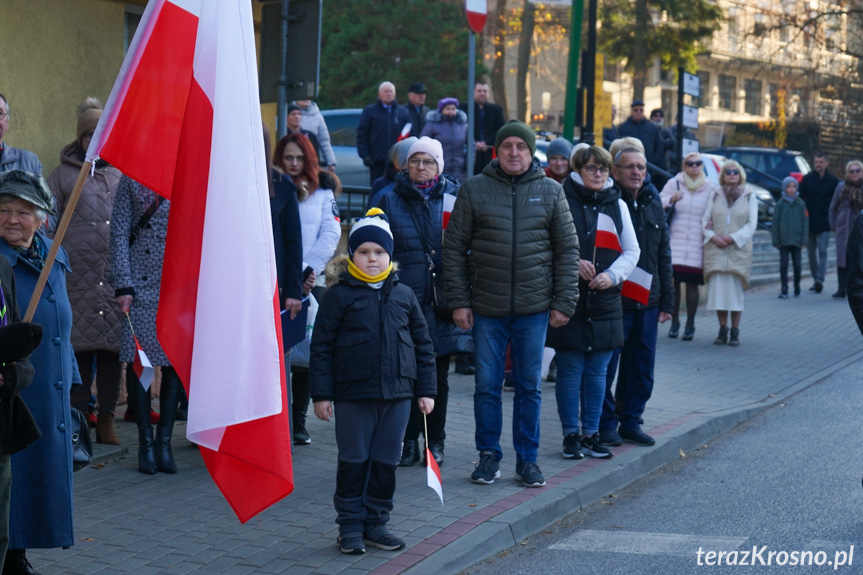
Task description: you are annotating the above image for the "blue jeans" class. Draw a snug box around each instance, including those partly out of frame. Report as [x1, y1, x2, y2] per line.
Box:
[555, 348, 614, 437]
[601, 307, 658, 431]
[808, 231, 830, 283]
[473, 311, 548, 463]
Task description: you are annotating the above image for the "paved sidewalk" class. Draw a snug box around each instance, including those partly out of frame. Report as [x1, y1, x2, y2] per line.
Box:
[30, 271, 860, 575]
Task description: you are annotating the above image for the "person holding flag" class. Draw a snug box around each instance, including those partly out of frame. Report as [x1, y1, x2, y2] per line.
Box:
[599, 145, 673, 449]
[547, 146, 639, 460]
[372, 137, 472, 468]
[110, 175, 183, 475]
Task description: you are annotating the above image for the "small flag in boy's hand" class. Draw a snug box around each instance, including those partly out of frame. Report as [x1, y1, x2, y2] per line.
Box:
[133, 336, 154, 391]
[426, 448, 444, 504]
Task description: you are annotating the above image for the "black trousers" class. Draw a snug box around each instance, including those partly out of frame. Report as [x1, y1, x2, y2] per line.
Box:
[403, 355, 450, 443]
[779, 246, 802, 290]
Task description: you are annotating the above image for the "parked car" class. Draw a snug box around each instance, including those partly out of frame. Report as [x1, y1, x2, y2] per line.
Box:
[705, 146, 811, 199]
[320, 108, 371, 223]
[702, 152, 775, 226]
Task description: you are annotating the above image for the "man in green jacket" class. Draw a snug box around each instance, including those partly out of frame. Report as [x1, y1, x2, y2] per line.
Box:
[443, 120, 579, 488]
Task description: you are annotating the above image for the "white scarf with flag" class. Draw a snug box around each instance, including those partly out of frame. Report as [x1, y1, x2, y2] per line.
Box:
[86, 0, 292, 523]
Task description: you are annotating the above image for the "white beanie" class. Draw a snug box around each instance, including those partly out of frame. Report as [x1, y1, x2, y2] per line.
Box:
[407, 136, 444, 176]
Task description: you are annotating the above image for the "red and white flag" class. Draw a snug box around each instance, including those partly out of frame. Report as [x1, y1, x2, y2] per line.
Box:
[132, 336, 154, 392]
[87, 0, 292, 523]
[397, 123, 412, 142]
[426, 448, 444, 504]
[595, 212, 622, 253]
[621, 266, 653, 306]
[442, 194, 456, 229]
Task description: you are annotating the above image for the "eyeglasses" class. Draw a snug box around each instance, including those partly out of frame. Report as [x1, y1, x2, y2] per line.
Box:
[620, 163, 647, 172]
[724, 169, 740, 176]
[283, 155, 304, 165]
[685, 161, 703, 167]
[651, 114, 663, 119]
[409, 158, 437, 168]
[849, 168, 862, 174]
[583, 165, 610, 175]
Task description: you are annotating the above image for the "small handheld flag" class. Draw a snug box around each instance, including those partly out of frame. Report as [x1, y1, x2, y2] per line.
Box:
[397, 123, 412, 142]
[442, 194, 456, 230]
[594, 212, 622, 253]
[133, 336, 155, 391]
[423, 412, 444, 504]
[621, 266, 653, 306]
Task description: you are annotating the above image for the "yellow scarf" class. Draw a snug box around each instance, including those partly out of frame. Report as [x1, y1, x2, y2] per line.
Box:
[348, 259, 393, 284]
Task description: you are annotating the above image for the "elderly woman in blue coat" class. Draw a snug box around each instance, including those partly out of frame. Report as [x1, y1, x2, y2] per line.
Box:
[374, 137, 472, 467]
[0, 170, 81, 574]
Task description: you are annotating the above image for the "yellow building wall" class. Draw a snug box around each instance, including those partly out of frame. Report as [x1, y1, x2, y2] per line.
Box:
[0, 0, 130, 176]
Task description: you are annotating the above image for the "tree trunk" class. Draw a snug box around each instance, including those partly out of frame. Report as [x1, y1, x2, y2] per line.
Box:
[631, 0, 649, 102]
[516, 0, 536, 122]
[490, 0, 509, 113]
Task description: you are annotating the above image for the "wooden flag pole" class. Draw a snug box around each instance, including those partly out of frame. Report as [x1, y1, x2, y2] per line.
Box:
[23, 160, 92, 323]
[423, 412, 429, 455]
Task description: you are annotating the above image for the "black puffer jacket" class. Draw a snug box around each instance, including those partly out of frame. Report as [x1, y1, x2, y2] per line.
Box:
[443, 159, 580, 318]
[546, 178, 624, 352]
[309, 256, 437, 403]
[620, 182, 674, 312]
[847, 211, 863, 335]
[375, 172, 472, 357]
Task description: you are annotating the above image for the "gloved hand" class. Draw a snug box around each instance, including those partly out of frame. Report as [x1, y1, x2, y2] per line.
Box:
[363, 156, 375, 167]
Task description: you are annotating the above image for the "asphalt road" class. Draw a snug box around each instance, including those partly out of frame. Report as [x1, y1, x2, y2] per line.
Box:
[461, 359, 863, 575]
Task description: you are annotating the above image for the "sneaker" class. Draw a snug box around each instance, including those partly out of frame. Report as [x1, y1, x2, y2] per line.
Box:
[470, 450, 501, 484]
[561, 433, 584, 459]
[502, 372, 514, 392]
[293, 425, 311, 445]
[598, 428, 623, 447]
[779, 287, 788, 299]
[339, 532, 366, 554]
[515, 461, 546, 487]
[363, 526, 406, 551]
[581, 433, 614, 458]
[619, 426, 655, 446]
[545, 357, 557, 382]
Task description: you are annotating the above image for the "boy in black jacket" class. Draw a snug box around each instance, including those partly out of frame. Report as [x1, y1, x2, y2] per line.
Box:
[310, 208, 436, 555]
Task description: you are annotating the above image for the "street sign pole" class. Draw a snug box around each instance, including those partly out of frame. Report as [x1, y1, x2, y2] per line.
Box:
[563, 0, 584, 143]
[677, 67, 684, 170]
[465, 0, 487, 177]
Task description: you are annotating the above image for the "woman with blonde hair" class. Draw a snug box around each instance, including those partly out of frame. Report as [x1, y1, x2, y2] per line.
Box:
[702, 160, 758, 346]
[659, 151, 715, 340]
[828, 159, 863, 298]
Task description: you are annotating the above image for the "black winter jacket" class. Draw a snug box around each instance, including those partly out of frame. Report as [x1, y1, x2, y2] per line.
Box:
[847, 211, 863, 335]
[800, 170, 840, 233]
[405, 102, 430, 138]
[460, 102, 506, 174]
[270, 170, 304, 304]
[620, 183, 674, 312]
[357, 100, 411, 165]
[546, 178, 624, 353]
[443, 159, 580, 318]
[309, 258, 437, 403]
[375, 173, 473, 357]
[616, 118, 665, 170]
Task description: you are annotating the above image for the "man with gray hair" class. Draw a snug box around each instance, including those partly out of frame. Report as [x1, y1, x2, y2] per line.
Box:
[357, 81, 410, 186]
[0, 93, 42, 175]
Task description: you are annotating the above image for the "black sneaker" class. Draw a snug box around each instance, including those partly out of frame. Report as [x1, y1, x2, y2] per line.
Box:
[471, 450, 501, 484]
[515, 461, 546, 487]
[363, 526, 405, 551]
[339, 532, 366, 554]
[581, 433, 614, 458]
[561, 433, 585, 459]
[293, 426, 311, 445]
[779, 288, 788, 299]
[619, 426, 655, 446]
[598, 428, 623, 446]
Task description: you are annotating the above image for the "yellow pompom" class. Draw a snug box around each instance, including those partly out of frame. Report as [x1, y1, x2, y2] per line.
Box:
[365, 207, 386, 217]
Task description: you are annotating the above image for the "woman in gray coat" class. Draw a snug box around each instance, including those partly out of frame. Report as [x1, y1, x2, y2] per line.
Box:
[829, 160, 863, 298]
[110, 176, 183, 475]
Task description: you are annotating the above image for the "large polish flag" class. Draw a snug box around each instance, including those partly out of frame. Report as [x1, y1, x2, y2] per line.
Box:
[594, 212, 622, 253]
[621, 266, 653, 306]
[86, 0, 292, 522]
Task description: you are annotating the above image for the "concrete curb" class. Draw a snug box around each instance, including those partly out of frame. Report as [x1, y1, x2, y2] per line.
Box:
[403, 347, 863, 575]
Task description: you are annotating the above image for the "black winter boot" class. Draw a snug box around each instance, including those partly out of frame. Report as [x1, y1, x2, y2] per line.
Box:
[131, 369, 157, 474]
[713, 326, 728, 345]
[155, 367, 181, 474]
[398, 440, 419, 467]
[3, 549, 39, 575]
[137, 427, 157, 475]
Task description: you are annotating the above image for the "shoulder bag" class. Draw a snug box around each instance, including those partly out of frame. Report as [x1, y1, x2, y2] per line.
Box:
[404, 199, 452, 322]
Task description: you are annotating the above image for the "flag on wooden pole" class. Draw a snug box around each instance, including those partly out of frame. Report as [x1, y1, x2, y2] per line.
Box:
[426, 448, 444, 504]
[621, 266, 653, 306]
[594, 212, 622, 253]
[86, 0, 292, 523]
[132, 336, 155, 392]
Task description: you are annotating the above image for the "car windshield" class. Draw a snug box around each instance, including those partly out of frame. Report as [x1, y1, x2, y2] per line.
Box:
[325, 113, 359, 147]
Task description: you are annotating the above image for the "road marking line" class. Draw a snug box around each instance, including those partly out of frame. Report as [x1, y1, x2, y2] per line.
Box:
[548, 530, 746, 556]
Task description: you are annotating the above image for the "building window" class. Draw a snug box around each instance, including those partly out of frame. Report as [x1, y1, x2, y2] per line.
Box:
[718, 75, 736, 111]
[692, 71, 710, 108]
[744, 79, 762, 115]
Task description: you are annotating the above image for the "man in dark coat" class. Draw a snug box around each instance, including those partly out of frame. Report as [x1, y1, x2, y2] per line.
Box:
[443, 120, 579, 488]
[600, 148, 673, 448]
[799, 153, 840, 293]
[459, 81, 506, 175]
[357, 81, 410, 187]
[616, 101, 665, 175]
[404, 82, 429, 138]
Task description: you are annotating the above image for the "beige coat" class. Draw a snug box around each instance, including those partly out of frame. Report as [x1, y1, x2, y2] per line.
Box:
[47, 143, 123, 352]
[702, 186, 759, 289]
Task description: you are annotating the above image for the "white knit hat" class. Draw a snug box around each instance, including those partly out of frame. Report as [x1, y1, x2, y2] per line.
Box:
[407, 136, 444, 175]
